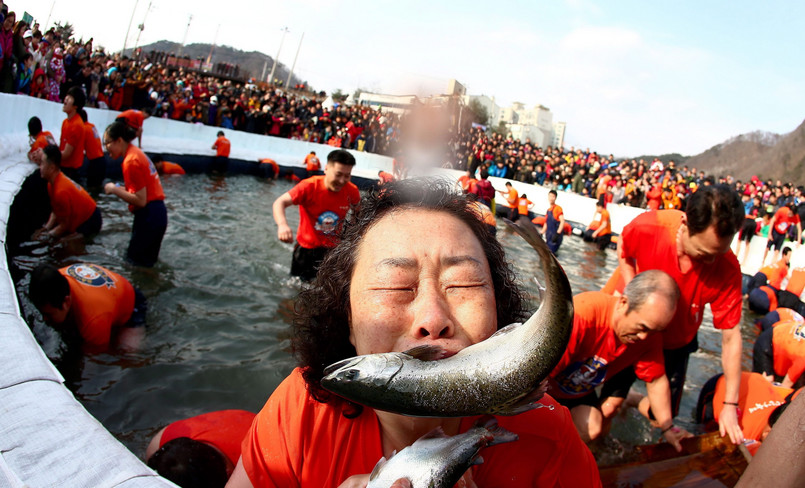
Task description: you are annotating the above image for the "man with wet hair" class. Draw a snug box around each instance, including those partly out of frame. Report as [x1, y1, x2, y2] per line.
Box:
[548, 270, 690, 450]
[28, 263, 147, 351]
[272, 149, 360, 282]
[601, 184, 746, 444]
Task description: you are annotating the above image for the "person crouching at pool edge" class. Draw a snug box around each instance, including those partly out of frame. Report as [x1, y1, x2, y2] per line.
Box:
[103, 120, 168, 268]
[28, 263, 147, 352]
[227, 178, 601, 488]
[272, 149, 361, 283]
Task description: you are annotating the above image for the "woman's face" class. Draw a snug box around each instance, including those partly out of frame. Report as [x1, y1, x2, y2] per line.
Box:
[349, 208, 497, 357]
[103, 133, 126, 159]
[4, 14, 15, 31]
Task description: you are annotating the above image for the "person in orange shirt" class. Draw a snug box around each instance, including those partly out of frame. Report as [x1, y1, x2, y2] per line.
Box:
[145, 410, 256, 487]
[661, 186, 682, 210]
[304, 151, 321, 178]
[116, 108, 149, 148]
[27, 116, 55, 163]
[377, 170, 394, 186]
[541, 190, 565, 254]
[59, 86, 87, 182]
[272, 149, 361, 282]
[748, 248, 791, 294]
[583, 200, 612, 250]
[34, 145, 101, 239]
[753, 320, 805, 387]
[78, 108, 107, 189]
[645, 177, 663, 211]
[229, 179, 601, 488]
[103, 120, 168, 267]
[496, 182, 518, 221]
[517, 193, 533, 217]
[152, 154, 186, 176]
[785, 266, 805, 298]
[211, 130, 231, 174]
[259, 158, 280, 180]
[28, 262, 146, 351]
[756, 307, 805, 333]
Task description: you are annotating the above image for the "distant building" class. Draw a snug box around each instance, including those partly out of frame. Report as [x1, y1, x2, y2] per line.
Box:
[552, 122, 567, 149]
[357, 92, 419, 114]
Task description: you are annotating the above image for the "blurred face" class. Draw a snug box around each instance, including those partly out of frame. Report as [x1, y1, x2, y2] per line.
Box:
[323, 161, 353, 192]
[681, 219, 733, 261]
[613, 294, 673, 345]
[349, 209, 497, 357]
[3, 14, 14, 31]
[103, 133, 127, 159]
[62, 95, 75, 114]
[40, 297, 70, 325]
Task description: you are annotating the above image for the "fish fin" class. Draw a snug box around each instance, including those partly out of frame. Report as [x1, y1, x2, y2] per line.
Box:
[368, 456, 388, 481]
[474, 416, 520, 446]
[494, 379, 550, 416]
[402, 344, 448, 361]
[533, 276, 545, 302]
[472, 455, 484, 466]
[487, 322, 523, 339]
[415, 427, 449, 443]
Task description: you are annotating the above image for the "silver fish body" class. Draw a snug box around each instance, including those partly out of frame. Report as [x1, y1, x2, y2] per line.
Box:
[366, 417, 518, 488]
[321, 217, 573, 417]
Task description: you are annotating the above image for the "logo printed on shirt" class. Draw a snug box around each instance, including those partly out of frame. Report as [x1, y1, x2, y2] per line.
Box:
[66, 264, 116, 288]
[555, 356, 608, 395]
[793, 322, 805, 341]
[315, 211, 339, 235]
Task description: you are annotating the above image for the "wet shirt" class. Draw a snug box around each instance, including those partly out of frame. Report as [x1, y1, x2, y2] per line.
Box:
[160, 410, 255, 466]
[48, 172, 97, 233]
[240, 368, 602, 488]
[122, 144, 165, 212]
[160, 161, 186, 175]
[59, 112, 86, 169]
[83, 122, 104, 160]
[713, 372, 791, 442]
[288, 176, 360, 249]
[604, 210, 742, 350]
[60, 263, 135, 347]
[29, 130, 56, 157]
[548, 292, 665, 398]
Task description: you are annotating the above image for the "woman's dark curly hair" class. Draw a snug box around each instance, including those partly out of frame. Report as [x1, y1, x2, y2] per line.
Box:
[293, 177, 530, 414]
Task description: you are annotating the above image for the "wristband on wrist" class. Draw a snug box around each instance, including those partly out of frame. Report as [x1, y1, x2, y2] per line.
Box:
[661, 424, 675, 434]
[723, 401, 739, 406]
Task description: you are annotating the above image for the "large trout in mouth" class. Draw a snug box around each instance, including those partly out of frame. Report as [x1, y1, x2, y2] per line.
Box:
[321, 217, 573, 416]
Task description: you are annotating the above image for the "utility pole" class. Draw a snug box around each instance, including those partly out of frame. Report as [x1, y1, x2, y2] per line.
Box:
[45, 0, 56, 31]
[206, 23, 220, 65]
[267, 27, 289, 85]
[122, 0, 139, 55]
[285, 32, 304, 89]
[178, 14, 193, 57]
[133, 0, 153, 53]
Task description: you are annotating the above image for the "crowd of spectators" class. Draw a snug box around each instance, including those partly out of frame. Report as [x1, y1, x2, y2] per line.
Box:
[2, 1, 801, 220]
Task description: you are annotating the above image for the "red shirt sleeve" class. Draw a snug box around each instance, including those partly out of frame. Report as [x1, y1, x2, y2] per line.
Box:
[633, 334, 666, 382]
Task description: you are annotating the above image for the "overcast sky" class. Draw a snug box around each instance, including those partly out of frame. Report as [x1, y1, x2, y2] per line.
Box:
[14, 0, 805, 157]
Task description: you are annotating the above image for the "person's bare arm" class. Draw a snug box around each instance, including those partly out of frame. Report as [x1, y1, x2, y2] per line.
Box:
[104, 184, 148, 209]
[646, 375, 692, 451]
[719, 326, 744, 444]
[226, 458, 255, 488]
[144, 426, 167, 461]
[272, 192, 294, 243]
[616, 237, 637, 285]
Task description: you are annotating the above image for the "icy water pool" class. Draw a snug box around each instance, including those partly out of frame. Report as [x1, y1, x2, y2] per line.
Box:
[10, 173, 759, 463]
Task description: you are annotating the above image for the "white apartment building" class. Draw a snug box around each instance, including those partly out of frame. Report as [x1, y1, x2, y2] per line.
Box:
[465, 95, 562, 147]
[552, 122, 567, 149]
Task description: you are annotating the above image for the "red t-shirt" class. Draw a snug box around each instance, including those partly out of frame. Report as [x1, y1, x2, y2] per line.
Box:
[122, 144, 165, 212]
[29, 130, 56, 157]
[288, 176, 360, 249]
[605, 210, 742, 349]
[48, 172, 97, 233]
[213, 136, 231, 157]
[160, 410, 256, 466]
[772, 320, 805, 379]
[773, 207, 799, 235]
[549, 292, 665, 398]
[160, 161, 186, 175]
[83, 122, 104, 160]
[240, 368, 602, 488]
[60, 113, 86, 169]
[713, 372, 791, 442]
[60, 263, 135, 347]
[118, 109, 145, 130]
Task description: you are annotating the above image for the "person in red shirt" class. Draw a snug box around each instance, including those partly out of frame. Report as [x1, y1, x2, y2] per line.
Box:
[152, 154, 186, 176]
[762, 203, 801, 266]
[27, 116, 55, 163]
[548, 271, 690, 449]
[34, 145, 101, 239]
[229, 179, 601, 488]
[145, 410, 256, 487]
[541, 190, 565, 254]
[304, 151, 320, 178]
[28, 262, 146, 351]
[377, 170, 394, 186]
[600, 184, 746, 445]
[645, 177, 663, 211]
[116, 108, 149, 148]
[211, 130, 231, 174]
[78, 108, 107, 189]
[472, 169, 495, 208]
[59, 86, 87, 182]
[583, 199, 612, 250]
[272, 149, 361, 282]
[753, 319, 805, 387]
[103, 120, 168, 267]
